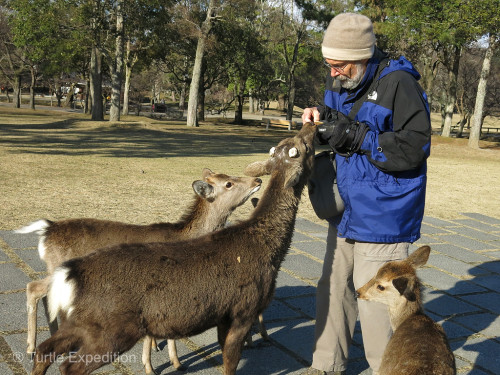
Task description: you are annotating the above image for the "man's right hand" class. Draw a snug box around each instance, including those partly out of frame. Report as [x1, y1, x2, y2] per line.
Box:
[302, 107, 321, 124]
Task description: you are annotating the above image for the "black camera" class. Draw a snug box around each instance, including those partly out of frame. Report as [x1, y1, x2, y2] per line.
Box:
[316, 122, 336, 145]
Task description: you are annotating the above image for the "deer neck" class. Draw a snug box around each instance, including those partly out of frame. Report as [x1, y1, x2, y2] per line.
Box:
[254, 170, 302, 217]
[249, 171, 304, 266]
[179, 195, 231, 237]
[388, 298, 422, 331]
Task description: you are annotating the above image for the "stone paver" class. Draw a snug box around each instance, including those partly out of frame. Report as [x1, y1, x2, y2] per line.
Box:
[1, 212, 499, 375]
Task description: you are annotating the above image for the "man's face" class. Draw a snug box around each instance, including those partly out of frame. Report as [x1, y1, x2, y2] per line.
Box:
[324, 59, 368, 90]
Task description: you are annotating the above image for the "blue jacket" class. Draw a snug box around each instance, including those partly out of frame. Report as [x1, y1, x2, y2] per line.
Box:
[323, 49, 431, 243]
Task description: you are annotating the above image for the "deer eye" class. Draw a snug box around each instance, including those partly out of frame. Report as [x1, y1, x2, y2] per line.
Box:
[225, 182, 233, 188]
[377, 285, 385, 291]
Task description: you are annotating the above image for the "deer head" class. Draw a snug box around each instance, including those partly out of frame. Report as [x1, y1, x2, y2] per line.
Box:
[244, 122, 317, 188]
[192, 168, 262, 205]
[356, 246, 431, 306]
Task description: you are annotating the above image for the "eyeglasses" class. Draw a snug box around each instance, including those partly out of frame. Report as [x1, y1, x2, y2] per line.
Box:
[323, 60, 349, 73]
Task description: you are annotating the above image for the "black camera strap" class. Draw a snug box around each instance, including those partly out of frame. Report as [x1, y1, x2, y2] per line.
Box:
[348, 58, 389, 119]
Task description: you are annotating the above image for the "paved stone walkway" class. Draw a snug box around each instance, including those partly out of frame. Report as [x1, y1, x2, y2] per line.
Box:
[1, 213, 499, 375]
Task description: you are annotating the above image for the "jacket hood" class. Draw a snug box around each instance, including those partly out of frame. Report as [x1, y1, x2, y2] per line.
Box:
[379, 55, 421, 80]
[344, 48, 420, 100]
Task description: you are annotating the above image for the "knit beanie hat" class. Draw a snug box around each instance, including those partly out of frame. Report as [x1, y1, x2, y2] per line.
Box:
[322, 13, 376, 61]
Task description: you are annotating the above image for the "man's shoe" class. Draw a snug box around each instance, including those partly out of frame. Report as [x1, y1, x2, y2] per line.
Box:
[300, 368, 327, 375]
[300, 368, 346, 375]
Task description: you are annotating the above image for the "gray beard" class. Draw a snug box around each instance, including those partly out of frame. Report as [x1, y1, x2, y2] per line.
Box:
[338, 63, 366, 90]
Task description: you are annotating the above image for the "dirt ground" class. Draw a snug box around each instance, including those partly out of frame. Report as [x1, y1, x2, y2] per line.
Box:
[0, 106, 499, 230]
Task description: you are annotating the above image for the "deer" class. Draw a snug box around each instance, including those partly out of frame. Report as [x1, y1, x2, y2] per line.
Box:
[356, 245, 456, 375]
[16, 168, 262, 374]
[30, 122, 318, 375]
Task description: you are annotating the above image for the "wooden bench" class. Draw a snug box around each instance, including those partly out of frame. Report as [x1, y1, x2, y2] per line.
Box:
[149, 108, 183, 120]
[450, 125, 500, 134]
[483, 126, 500, 133]
[261, 117, 301, 131]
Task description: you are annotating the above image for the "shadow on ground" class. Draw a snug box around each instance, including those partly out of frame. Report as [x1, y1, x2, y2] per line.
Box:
[0, 117, 289, 159]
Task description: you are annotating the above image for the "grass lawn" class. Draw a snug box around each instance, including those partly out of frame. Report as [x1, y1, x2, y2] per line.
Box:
[0, 106, 499, 230]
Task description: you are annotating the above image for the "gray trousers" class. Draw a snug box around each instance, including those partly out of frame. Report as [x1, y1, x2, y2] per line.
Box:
[311, 224, 409, 373]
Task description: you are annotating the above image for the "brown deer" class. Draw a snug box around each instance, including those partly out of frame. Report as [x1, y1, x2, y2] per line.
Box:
[356, 246, 456, 375]
[17, 168, 261, 373]
[30, 122, 317, 375]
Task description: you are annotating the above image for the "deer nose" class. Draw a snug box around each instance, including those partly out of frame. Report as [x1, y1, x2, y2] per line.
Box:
[255, 178, 262, 184]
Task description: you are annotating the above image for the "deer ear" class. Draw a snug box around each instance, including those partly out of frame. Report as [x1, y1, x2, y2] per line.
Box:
[284, 164, 303, 188]
[298, 122, 318, 144]
[392, 277, 417, 302]
[192, 180, 215, 200]
[244, 160, 271, 177]
[406, 246, 431, 269]
[250, 198, 259, 208]
[202, 168, 214, 180]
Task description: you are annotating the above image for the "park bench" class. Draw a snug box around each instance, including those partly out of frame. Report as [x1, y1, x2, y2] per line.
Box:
[261, 117, 301, 131]
[149, 106, 183, 120]
[450, 124, 500, 134]
[482, 127, 500, 133]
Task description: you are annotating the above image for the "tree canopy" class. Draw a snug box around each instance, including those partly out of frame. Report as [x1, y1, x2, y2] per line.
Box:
[1, 0, 498, 146]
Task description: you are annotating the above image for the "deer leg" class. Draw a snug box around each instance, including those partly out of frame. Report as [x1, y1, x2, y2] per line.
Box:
[217, 318, 231, 350]
[41, 296, 59, 334]
[142, 336, 157, 375]
[143, 336, 184, 372]
[244, 313, 268, 347]
[26, 278, 51, 355]
[244, 330, 254, 347]
[167, 339, 184, 370]
[257, 313, 269, 341]
[31, 326, 82, 375]
[221, 320, 253, 375]
[60, 344, 116, 375]
[150, 337, 159, 351]
[60, 326, 139, 375]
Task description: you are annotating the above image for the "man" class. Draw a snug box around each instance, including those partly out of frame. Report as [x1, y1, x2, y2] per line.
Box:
[301, 13, 431, 375]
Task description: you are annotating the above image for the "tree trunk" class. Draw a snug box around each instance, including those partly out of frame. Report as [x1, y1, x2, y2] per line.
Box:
[286, 30, 302, 121]
[63, 84, 75, 108]
[179, 80, 187, 110]
[249, 92, 255, 114]
[197, 89, 205, 121]
[420, 48, 438, 111]
[90, 0, 103, 121]
[287, 84, 296, 121]
[122, 63, 131, 116]
[187, 38, 205, 127]
[469, 34, 496, 149]
[29, 66, 36, 110]
[109, 0, 124, 122]
[234, 77, 245, 124]
[441, 46, 461, 138]
[13, 75, 21, 108]
[456, 115, 468, 138]
[84, 79, 90, 114]
[56, 86, 63, 107]
[90, 45, 104, 121]
[277, 94, 286, 111]
[186, 0, 217, 127]
[122, 41, 137, 116]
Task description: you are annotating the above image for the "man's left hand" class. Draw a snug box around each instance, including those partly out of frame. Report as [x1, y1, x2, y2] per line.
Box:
[318, 111, 369, 156]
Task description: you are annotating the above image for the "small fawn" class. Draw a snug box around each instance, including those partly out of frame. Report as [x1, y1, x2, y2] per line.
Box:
[356, 246, 456, 375]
